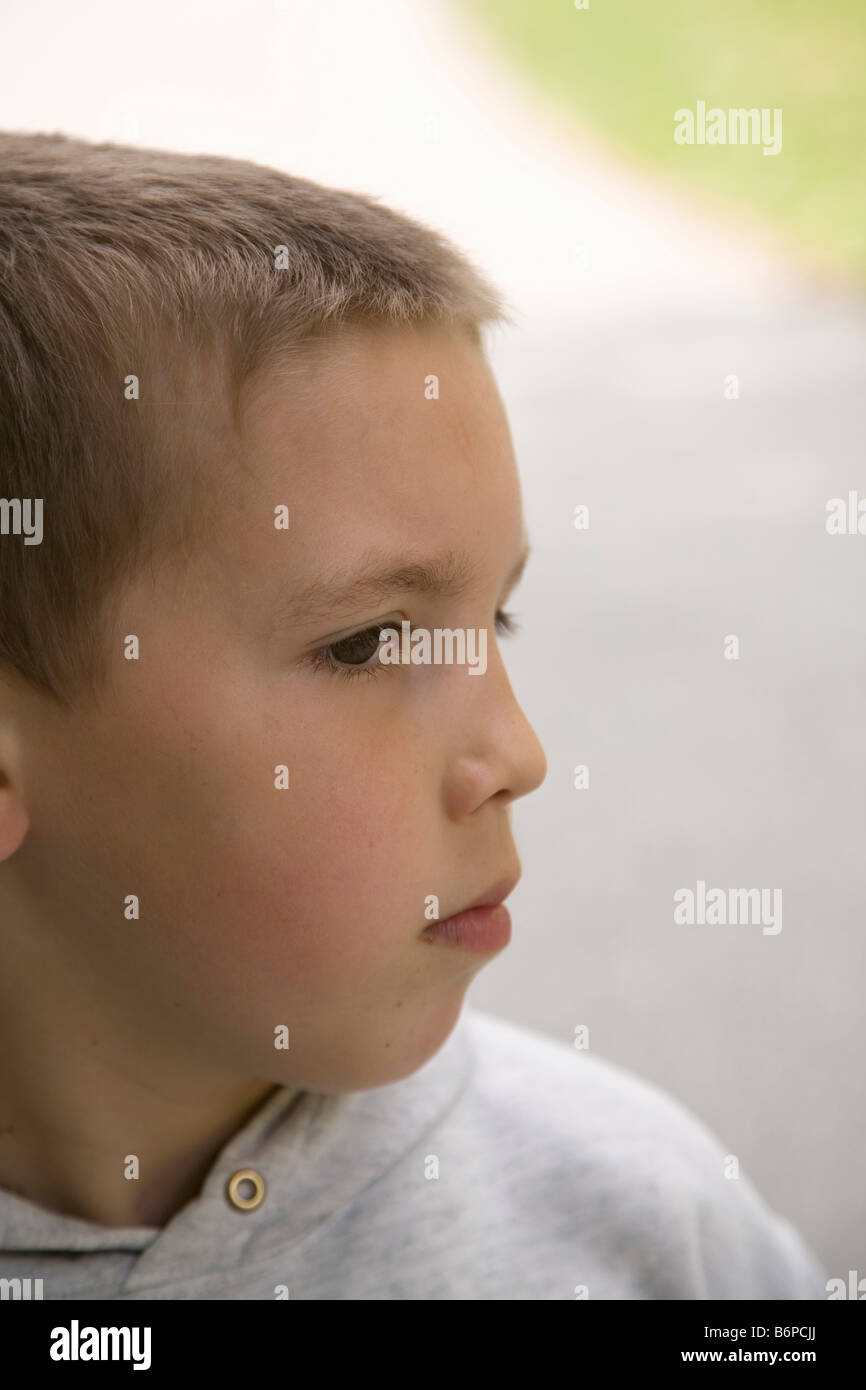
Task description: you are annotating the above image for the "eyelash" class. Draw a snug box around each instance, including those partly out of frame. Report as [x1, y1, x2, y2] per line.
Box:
[309, 609, 520, 684]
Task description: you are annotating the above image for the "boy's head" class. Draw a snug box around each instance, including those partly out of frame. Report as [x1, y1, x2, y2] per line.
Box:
[0, 133, 547, 1099]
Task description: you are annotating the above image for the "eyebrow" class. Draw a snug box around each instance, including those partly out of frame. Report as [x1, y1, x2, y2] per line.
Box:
[275, 539, 531, 629]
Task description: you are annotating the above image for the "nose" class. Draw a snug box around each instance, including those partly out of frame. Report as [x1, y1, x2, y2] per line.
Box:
[443, 650, 548, 819]
[500, 675, 548, 804]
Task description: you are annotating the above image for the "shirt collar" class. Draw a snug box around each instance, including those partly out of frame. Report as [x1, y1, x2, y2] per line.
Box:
[0, 1006, 474, 1294]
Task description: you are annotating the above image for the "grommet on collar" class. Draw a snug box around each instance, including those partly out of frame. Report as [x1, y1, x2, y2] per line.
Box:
[226, 1168, 266, 1211]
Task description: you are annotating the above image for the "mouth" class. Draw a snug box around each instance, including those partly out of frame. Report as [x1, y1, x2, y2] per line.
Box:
[419, 872, 521, 954]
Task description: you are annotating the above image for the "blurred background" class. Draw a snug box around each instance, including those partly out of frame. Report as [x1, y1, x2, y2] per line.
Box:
[2, 0, 863, 1280]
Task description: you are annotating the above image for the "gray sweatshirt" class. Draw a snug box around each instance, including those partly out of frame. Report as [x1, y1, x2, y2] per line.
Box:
[0, 1007, 827, 1300]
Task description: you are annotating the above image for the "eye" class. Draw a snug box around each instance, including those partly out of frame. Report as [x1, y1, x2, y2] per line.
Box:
[309, 608, 520, 684]
[495, 607, 519, 636]
[308, 622, 391, 683]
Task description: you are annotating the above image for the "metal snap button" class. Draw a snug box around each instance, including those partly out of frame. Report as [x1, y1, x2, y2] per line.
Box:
[226, 1168, 266, 1211]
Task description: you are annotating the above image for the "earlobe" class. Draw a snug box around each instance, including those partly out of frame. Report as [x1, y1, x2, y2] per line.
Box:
[0, 781, 29, 861]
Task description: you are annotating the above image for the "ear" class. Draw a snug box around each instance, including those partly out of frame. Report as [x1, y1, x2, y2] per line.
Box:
[0, 773, 29, 861]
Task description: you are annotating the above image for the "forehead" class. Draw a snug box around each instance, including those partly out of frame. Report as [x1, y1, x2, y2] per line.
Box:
[158, 323, 527, 642]
[241, 320, 509, 452]
[119, 324, 527, 655]
[237, 321, 522, 543]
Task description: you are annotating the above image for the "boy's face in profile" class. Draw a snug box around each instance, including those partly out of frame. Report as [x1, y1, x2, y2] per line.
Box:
[9, 324, 547, 1097]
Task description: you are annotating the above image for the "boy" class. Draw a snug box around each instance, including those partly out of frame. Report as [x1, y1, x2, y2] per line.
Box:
[0, 131, 826, 1300]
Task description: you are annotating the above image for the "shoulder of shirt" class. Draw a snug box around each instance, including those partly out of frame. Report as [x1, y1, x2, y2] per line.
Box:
[448, 1005, 828, 1298]
[459, 1004, 727, 1162]
[454, 1004, 778, 1196]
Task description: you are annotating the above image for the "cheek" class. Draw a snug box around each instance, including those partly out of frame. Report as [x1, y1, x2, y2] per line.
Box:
[192, 730, 432, 988]
[69, 669, 434, 995]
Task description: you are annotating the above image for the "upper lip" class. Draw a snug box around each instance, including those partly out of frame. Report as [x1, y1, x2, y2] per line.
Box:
[453, 873, 521, 917]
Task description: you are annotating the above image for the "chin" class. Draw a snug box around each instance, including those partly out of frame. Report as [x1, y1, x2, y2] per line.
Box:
[277, 994, 467, 1095]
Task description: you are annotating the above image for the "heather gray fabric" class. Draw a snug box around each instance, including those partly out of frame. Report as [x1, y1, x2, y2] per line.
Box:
[0, 1007, 827, 1300]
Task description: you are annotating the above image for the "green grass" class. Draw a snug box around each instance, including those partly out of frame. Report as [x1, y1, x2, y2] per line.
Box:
[456, 0, 866, 283]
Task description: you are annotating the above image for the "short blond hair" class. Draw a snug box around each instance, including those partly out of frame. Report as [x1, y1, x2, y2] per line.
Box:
[0, 131, 511, 707]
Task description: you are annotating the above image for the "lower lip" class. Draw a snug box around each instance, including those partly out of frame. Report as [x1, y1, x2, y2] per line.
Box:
[420, 903, 512, 953]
